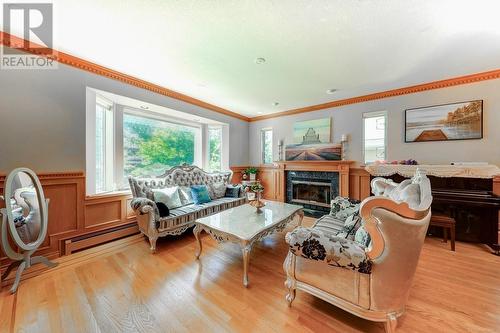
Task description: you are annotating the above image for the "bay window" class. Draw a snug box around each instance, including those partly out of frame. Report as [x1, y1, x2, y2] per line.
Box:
[87, 91, 228, 195]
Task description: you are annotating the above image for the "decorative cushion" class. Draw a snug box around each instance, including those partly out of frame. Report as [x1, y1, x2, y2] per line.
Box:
[178, 186, 194, 206]
[336, 214, 362, 240]
[156, 202, 170, 217]
[208, 182, 227, 199]
[329, 196, 361, 221]
[153, 187, 183, 209]
[190, 185, 212, 205]
[225, 184, 242, 198]
[286, 227, 372, 274]
[355, 226, 372, 248]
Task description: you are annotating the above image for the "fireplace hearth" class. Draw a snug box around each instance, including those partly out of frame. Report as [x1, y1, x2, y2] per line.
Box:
[286, 171, 339, 217]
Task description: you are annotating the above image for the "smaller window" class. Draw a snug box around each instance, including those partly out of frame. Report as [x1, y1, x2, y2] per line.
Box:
[261, 128, 273, 164]
[363, 111, 387, 164]
[208, 126, 222, 171]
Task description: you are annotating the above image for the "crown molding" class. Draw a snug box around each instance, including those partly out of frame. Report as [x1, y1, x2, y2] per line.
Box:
[0, 31, 250, 122]
[2, 31, 499, 123]
[249, 68, 500, 122]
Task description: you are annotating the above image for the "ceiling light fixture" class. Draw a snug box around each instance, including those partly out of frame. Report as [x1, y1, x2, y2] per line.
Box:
[272, 102, 279, 106]
[326, 89, 337, 94]
[255, 57, 266, 64]
[257, 112, 263, 114]
[140, 105, 149, 110]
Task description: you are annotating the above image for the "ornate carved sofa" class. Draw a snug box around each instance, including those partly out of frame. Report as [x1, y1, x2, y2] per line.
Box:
[129, 165, 246, 253]
[284, 169, 433, 332]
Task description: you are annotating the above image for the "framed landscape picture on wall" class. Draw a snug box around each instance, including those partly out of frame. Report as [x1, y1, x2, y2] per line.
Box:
[293, 118, 331, 144]
[405, 100, 483, 143]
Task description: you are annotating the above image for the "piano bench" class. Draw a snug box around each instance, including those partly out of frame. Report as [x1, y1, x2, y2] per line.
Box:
[430, 214, 456, 251]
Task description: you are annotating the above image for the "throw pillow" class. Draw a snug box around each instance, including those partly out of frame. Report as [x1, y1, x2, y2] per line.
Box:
[336, 214, 362, 240]
[329, 196, 361, 221]
[225, 184, 242, 198]
[153, 187, 182, 209]
[156, 202, 170, 217]
[355, 226, 372, 248]
[209, 182, 227, 199]
[178, 186, 194, 206]
[190, 185, 212, 205]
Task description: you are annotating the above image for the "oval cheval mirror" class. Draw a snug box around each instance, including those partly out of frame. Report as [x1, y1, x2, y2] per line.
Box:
[0, 168, 58, 293]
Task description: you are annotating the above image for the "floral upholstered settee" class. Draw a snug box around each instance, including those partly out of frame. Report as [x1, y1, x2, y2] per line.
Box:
[284, 169, 433, 333]
[129, 164, 246, 253]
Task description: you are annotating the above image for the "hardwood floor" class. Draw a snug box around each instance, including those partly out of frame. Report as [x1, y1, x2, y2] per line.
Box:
[1, 217, 499, 332]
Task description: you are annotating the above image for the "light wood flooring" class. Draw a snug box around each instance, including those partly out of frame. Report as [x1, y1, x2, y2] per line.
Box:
[1, 217, 499, 332]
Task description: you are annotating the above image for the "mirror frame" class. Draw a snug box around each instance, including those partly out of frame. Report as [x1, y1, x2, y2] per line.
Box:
[4, 167, 48, 251]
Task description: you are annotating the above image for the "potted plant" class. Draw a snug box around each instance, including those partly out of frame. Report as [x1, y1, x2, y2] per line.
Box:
[244, 167, 258, 181]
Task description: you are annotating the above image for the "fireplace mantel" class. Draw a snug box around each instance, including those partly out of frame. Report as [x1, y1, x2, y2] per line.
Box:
[273, 160, 355, 172]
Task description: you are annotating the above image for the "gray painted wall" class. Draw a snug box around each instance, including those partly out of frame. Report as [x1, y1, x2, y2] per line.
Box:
[0, 48, 249, 173]
[249, 79, 500, 166]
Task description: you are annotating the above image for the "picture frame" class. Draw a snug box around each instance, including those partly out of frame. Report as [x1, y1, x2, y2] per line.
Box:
[405, 100, 483, 143]
[293, 118, 331, 144]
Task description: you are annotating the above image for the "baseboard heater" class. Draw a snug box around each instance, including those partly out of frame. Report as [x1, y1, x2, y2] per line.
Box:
[63, 222, 139, 255]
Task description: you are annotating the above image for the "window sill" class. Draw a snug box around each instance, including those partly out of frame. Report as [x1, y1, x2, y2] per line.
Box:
[86, 190, 132, 200]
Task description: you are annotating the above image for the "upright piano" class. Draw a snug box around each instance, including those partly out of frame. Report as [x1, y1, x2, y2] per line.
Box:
[367, 166, 500, 255]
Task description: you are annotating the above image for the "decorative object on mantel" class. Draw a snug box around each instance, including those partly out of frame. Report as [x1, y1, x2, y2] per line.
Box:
[373, 159, 419, 165]
[340, 134, 348, 161]
[405, 100, 483, 142]
[365, 164, 500, 179]
[278, 139, 284, 161]
[285, 143, 342, 161]
[0, 168, 58, 293]
[244, 167, 258, 181]
[247, 183, 266, 213]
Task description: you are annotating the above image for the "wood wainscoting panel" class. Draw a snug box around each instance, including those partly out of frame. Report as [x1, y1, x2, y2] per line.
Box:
[258, 166, 276, 200]
[85, 199, 122, 229]
[0, 172, 85, 267]
[0, 171, 137, 270]
[349, 168, 371, 201]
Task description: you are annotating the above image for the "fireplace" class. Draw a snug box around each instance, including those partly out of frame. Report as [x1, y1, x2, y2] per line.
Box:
[286, 171, 339, 217]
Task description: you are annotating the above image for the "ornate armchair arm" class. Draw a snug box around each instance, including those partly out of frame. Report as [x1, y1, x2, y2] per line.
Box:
[359, 195, 430, 260]
[285, 227, 372, 274]
[130, 197, 159, 220]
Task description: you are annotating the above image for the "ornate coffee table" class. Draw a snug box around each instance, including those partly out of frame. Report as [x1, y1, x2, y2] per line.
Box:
[193, 201, 303, 287]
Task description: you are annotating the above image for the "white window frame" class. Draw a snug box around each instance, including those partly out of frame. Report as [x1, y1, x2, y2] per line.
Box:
[206, 125, 224, 172]
[261, 127, 273, 164]
[362, 111, 387, 165]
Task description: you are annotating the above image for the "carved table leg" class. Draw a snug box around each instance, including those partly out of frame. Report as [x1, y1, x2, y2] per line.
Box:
[240, 241, 252, 287]
[193, 224, 203, 259]
[297, 210, 304, 226]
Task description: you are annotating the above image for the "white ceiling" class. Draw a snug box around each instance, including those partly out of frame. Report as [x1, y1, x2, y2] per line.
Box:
[4, 0, 500, 117]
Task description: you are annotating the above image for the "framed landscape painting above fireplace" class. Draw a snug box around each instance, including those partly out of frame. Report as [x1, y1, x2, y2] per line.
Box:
[405, 100, 483, 142]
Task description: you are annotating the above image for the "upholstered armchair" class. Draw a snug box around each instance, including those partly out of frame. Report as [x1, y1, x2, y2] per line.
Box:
[283, 169, 433, 332]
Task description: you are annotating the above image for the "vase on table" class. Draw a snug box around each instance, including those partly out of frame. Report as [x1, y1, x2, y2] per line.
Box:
[249, 191, 265, 213]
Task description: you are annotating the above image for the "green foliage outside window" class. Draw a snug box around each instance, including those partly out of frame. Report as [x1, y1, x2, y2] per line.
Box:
[208, 127, 222, 171]
[124, 114, 195, 177]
